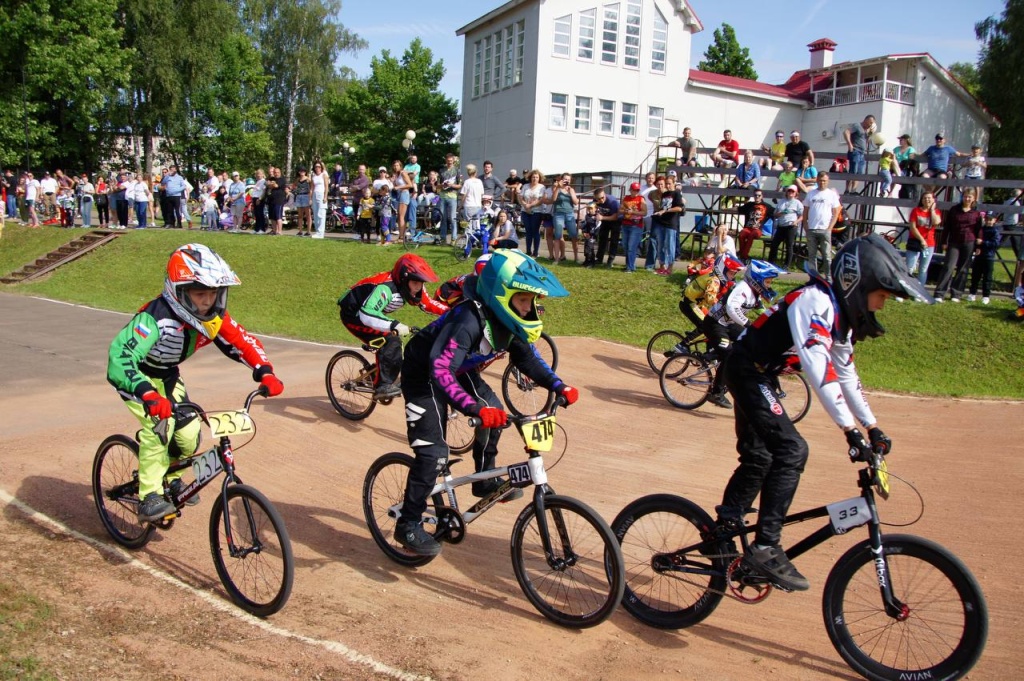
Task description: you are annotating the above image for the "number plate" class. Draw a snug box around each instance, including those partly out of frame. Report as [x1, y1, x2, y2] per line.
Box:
[507, 461, 532, 487]
[191, 449, 224, 487]
[520, 416, 556, 452]
[827, 496, 870, 534]
[207, 410, 254, 438]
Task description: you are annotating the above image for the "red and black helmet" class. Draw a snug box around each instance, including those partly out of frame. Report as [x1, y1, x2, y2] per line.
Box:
[391, 253, 439, 303]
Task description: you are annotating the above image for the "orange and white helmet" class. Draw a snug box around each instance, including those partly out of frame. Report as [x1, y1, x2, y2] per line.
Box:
[162, 243, 240, 338]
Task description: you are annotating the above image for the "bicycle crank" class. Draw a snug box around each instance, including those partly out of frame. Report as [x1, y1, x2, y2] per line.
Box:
[726, 556, 774, 603]
[437, 506, 466, 544]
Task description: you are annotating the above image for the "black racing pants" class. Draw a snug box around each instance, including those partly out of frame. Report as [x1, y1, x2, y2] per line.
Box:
[702, 317, 742, 395]
[768, 224, 797, 269]
[596, 221, 622, 265]
[719, 348, 809, 546]
[678, 299, 704, 333]
[399, 373, 502, 525]
[341, 314, 401, 385]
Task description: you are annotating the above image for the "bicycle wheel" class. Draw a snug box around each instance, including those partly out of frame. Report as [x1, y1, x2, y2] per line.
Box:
[326, 213, 338, 232]
[777, 371, 812, 424]
[209, 484, 294, 617]
[362, 452, 444, 568]
[454, 235, 470, 261]
[659, 355, 713, 409]
[501, 363, 557, 417]
[92, 434, 156, 549]
[445, 406, 475, 454]
[646, 329, 685, 374]
[534, 331, 559, 371]
[511, 494, 624, 628]
[325, 350, 377, 420]
[612, 494, 728, 629]
[823, 534, 987, 681]
[403, 234, 421, 250]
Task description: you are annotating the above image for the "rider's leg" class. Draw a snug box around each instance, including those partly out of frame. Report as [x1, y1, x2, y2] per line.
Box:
[396, 388, 447, 555]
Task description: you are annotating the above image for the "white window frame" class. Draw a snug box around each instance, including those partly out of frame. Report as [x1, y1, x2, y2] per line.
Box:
[483, 35, 493, 95]
[624, 0, 641, 69]
[553, 14, 571, 58]
[574, 96, 592, 133]
[647, 106, 664, 141]
[578, 8, 596, 61]
[620, 102, 637, 138]
[601, 3, 619, 65]
[550, 93, 568, 130]
[598, 99, 615, 136]
[514, 20, 526, 85]
[492, 30, 503, 91]
[473, 41, 482, 98]
[504, 25, 515, 88]
[651, 8, 668, 74]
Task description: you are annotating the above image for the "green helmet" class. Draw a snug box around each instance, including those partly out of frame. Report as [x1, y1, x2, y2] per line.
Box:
[475, 249, 568, 344]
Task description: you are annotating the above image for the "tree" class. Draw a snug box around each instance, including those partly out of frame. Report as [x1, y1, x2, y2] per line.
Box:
[697, 23, 758, 81]
[947, 61, 981, 99]
[976, 0, 1024, 170]
[329, 39, 460, 174]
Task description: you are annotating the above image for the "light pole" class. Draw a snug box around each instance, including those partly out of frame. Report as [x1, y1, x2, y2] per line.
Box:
[401, 129, 416, 155]
[340, 142, 356, 182]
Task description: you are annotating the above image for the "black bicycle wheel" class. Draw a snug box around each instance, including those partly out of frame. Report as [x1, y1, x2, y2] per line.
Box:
[612, 494, 728, 629]
[209, 484, 294, 617]
[659, 355, 713, 409]
[92, 435, 156, 549]
[445, 406, 475, 455]
[822, 534, 987, 681]
[777, 371, 812, 424]
[511, 494, 625, 628]
[646, 329, 685, 374]
[362, 452, 445, 568]
[500, 333, 558, 417]
[454, 235, 470, 261]
[535, 331, 559, 371]
[325, 350, 377, 420]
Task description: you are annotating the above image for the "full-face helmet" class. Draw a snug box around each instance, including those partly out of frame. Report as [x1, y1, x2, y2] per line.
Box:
[162, 244, 240, 339]
[744, 259, 786, 304]
[475, 249, 568, 344]
[713, 254, 745, 282]
[391, 253, 439, 304]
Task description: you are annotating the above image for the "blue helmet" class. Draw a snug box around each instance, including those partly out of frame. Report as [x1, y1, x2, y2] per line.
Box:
[475, 249, 568, 344]
[744, 260, 786, 304]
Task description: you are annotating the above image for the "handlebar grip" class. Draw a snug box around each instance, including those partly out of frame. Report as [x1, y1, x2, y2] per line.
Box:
[554, 394, 569, 408]
[467, 416, 480, 428]
[257, 384, 270, 398]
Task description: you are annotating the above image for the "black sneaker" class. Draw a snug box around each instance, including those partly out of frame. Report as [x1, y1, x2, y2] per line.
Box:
[373, 383, 402, 400]
[394, 521, 442, 556]
[137, 492, 175, 522]
[168, 478, 200, 507]
[471, 478, 524, 501]
[743, 544, 809, 591]
[708, 391, 733, 409]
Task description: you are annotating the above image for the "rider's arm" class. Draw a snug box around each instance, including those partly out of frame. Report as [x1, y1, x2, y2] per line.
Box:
[358, 283, 403, 333]
[107, 310, 162, 399]
[212, 312, 275, 379]
[508, 339, 562, 392]
[724, 282, 754, 327]
[417, 288, 449, 316]
[427, 313, 486, 415]
[829, 339, 878, 430]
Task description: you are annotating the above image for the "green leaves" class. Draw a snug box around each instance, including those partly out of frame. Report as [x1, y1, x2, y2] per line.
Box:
[696, 23, 758, 81]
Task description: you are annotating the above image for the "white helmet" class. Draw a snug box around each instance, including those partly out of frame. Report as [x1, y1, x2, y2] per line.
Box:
[162, 244, 240, 338]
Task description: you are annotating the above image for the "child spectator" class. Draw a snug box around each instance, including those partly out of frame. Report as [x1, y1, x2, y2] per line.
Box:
[968, 212, 1001, 304]
[878, 149, 899, 197]
[581, 203, 599, 267]
[376, 186, 394, 245]
[777, 161, 797, 192]
[962, 145, 987, 202]
[201, 193, 219, 231]
[357, 187, 375, 243]
[58, 187, 76, 228]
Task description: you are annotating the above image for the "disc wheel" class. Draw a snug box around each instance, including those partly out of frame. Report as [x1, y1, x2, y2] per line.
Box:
[659, 355, 713, 409]
[362, 452, 445, 567]
[92, 435, 155, 549]
[325, 350, 377, 420]
[646, 329, 685, 374]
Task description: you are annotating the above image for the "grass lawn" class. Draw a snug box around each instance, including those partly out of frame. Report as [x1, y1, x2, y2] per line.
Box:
[2, 224, 1022, 399]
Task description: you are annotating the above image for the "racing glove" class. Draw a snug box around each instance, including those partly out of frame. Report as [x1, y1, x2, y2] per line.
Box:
[845, 429, 872, 463]
[867, 427, 891, 456]
[558, 385, 580, 406]
[260, 373, 285, 397]
[141, 390, 173, 420]
[394, 322, 411, 337]
[478, 406, 508, 429]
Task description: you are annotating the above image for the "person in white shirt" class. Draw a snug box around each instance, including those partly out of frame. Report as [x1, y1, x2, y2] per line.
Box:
[204, 168, 220, 198]
[460, 163, 484, 224]
[79, 174, 95, 228]
[25, 173, 41, 227]
[202, 192, 219, 231]
[132, 176, 152, 228]
[802, 172, 841, 279]
[310, 160, 330, 238]
[39, 172, 59, 219]
[708, 221, 737, 257]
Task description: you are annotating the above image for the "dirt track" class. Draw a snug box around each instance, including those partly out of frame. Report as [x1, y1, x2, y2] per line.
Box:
[0, 292, 1019, 680]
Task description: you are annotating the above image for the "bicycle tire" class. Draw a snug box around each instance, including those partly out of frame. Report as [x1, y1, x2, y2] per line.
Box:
[612, 494, 729, 629]
[511, 494, 624, 628]
[326, 213, 338, 232]
[535, 331, 559, 371]
[822, 534, 987, 681]
[777, 371, 812, 424]
[659, 354, 713, 409]
[646, 329, 685, 374]
[454, 235, 470, 261]
[209, 484, 294, 617]
[362, 452, 444, 568]
[445, 406, 475, 454]
[92, 434, 156, 549]
[325, 350, 377, 420]
[501, 332, 559, 417]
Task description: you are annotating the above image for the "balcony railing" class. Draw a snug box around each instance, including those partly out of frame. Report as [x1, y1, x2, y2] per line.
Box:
[813, 80, 915, 108]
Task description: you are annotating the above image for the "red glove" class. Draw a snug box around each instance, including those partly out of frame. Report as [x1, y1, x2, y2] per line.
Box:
[141, 390, 172, 419]
[260, 373, 284, 397]
[478, 406, 508, 429]
[559, 385, 580, 406]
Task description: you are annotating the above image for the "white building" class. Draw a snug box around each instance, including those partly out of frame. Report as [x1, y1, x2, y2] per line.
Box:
[456, 2, 997, 183]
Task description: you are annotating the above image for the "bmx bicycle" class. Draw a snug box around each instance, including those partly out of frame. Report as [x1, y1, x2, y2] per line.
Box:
[362, 397, 625, 628]
[454, 213, 491, 261]
[91, 388, 295, 617]
[610, 449, 987, 681]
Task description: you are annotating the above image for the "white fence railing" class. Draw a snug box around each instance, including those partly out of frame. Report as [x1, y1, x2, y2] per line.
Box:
[813, 81, 915, 109]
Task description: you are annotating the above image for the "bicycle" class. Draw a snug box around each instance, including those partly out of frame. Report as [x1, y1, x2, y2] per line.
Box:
[91, 388, 294, 617]
[403, 224, 438, 249]
[454, 214, 490, 261]
[326, 201, 354, 233]
[609, 450, 988, 681]
[362, 398, 625, 628]
[325, 334, 475, 454]
[499, 331, 560, 417]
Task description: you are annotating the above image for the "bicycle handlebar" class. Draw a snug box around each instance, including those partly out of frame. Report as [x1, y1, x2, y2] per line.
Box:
[466, 393, 569, 429]
[153, 388, 265, 445]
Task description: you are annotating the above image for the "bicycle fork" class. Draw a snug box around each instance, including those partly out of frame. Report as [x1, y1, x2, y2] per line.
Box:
[528, 487, 579, 571]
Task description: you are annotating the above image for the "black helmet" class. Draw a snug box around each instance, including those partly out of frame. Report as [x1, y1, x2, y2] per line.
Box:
[831, 233, 934, 341]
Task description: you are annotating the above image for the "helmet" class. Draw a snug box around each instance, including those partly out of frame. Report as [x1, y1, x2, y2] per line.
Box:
[831, 233, 934, 341]
[475, 249, 568, 344]
[744, 260, 786, 304]
[713, 254, 744, 282]
[474, 253, 492, 276]
[162, 244, 240, 339]
[391, 253, 439, 304]
[629, 182, 641, 191]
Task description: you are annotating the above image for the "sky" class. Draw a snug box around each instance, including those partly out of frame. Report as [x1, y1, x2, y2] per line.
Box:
[337, 0, 1006, 106]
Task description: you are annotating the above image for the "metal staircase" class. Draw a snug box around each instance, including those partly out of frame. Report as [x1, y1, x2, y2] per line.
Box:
[1, 230, 124, 284]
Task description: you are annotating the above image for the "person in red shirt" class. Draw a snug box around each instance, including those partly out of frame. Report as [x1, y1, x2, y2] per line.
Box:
[904, 191, 941, 286]
[713, 130, 741, 168]
[620, 182, 647, 273]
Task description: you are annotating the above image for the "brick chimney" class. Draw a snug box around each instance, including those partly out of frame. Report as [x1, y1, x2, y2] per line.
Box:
[807, 38, 837, 69]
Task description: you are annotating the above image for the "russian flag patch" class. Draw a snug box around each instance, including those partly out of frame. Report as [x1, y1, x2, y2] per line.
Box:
[134, 322, 151, 339]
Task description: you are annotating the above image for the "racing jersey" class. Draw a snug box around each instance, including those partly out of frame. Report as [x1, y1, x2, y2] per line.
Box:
[737, 278, 876, 430]
[107, 296, 272, 399]
[708, 280, 761, 328]
[337, 271, 448, 333]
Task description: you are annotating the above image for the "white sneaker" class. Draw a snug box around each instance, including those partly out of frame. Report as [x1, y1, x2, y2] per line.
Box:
[951, 297, 961, 303]
[935, 298, 944, 304]
[982, 297, 990, 305]
[967, 295, 976, 302]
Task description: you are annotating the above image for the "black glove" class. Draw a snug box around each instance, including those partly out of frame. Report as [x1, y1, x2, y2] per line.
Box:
[845, 429, 872, 463]
[867, 427, 891, 456]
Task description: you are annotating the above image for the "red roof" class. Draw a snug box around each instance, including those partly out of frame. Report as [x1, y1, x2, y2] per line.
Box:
[807, 38, 837, 51]
[688, 69, 802, 100]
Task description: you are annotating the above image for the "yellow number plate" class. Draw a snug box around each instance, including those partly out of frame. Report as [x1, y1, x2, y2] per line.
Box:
[207, 411, 254, 438]
[521, 416, 556, 452]
[875, 458, 890, 499]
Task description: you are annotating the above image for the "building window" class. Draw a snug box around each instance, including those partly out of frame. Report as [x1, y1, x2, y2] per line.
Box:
[578, 8, 596, 60]
[624, 0, 641, 69]
[550, 93, 568, 130]
[483, 35, 493, 95]
[602, 3, 619, 65]
[492, 30, 503, 91]
[554, 15, 571, 57]
[651, 9, 667, 73]
[620, 102, 637, 137]
[598, 99, 615, 135]
[574, 96, 592, 132]
[504, 25, 514, 88]
[473, 41, 482, 98]
[647, 106, 664, 140]
[515, 20, 525, 84]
